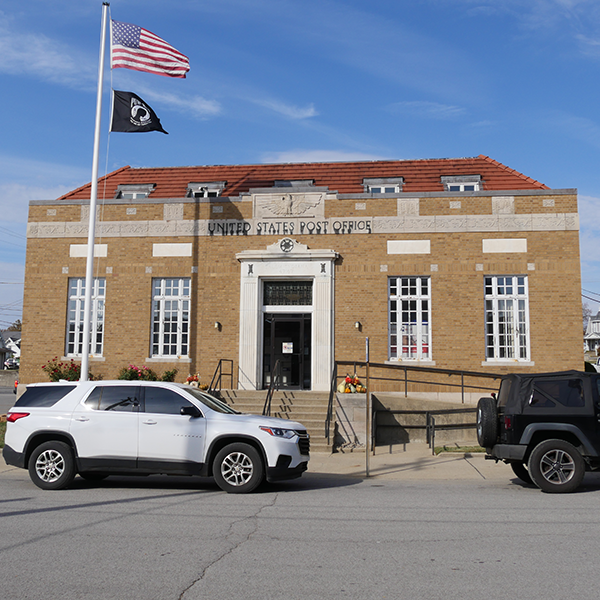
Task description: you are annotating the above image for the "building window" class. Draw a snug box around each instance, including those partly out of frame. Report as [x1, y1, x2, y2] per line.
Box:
[389, 277, 431, 360]
[364, 177, 404, 194]
[66, 278, 105, 357]
[485, 276, 530, 361]
[115, 184, 155, 199]
[151, 278, 190, 357]
[441, 175, 481, 192]
[263, 281, 313, 306]
[187, 182, 226, 198]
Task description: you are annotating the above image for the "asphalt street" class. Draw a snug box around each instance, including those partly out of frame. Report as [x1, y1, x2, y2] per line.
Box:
[2, 448, 600, 600]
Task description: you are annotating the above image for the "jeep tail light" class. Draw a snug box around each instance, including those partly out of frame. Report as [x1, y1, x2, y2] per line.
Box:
[7, 412, 30, 423]
[504, 415, 512, 430]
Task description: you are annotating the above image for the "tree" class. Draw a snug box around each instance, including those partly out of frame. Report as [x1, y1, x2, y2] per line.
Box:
[6, 319, 21, 332]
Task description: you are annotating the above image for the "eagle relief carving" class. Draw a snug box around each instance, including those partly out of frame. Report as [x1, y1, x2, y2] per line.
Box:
[254, 193, 323, 219]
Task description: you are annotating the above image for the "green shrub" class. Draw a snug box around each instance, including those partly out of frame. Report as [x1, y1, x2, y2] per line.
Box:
[160, 369, 178, 382]
[118, 364, 158, 380]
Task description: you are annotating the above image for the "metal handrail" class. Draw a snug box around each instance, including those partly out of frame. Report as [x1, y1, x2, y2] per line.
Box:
[335, 360, 501, 402]
[262, 359, 281, 416]
[372, 407, 477, 455]
[325, 362, 338, 443]
[208, 359, 234, 394]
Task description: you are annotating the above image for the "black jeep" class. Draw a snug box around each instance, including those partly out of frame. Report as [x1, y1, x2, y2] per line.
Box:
[477, 370, 600, 493]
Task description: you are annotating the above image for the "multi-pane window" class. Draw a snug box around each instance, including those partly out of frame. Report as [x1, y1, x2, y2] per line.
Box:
[363, 177, 403, 194]
[389, 277, 431, 360]
[151, 278, 190, 357]
[441, 175, 481, 192]
[263, 281, 313, 306]
[66, 278, 105, 356]
[485, 275, 530, 361]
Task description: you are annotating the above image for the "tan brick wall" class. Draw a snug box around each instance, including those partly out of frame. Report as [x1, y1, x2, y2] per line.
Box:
[19, 192, 583, 385]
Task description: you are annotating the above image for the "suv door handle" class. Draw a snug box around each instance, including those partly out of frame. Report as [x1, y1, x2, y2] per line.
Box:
[142, 419, 157, 425]
[74, 416, 90, 422]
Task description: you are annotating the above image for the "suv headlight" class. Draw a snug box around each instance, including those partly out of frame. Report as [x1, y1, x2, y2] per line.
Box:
[260, 426, 296, 439]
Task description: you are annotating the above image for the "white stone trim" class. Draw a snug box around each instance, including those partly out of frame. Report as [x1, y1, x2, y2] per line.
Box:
[69, 243, 107, 257]
[387, 240, 431, 254]
[236, 240, 338, 391]
[482, 238, 527, 253]
[152, 243, 193, 257]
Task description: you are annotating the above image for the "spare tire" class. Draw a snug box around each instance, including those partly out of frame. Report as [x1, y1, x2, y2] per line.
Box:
[477, 397, 498, 447]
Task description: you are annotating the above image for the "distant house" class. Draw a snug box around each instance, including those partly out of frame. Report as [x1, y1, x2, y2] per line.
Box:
[1, 331, 20, 367]
[585, 311, 600, 353]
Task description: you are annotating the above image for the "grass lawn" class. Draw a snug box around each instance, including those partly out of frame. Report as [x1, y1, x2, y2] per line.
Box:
[0, 421, 5, 449]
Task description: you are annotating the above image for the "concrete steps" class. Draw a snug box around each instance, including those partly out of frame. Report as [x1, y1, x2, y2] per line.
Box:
[218, 389, 333, 453]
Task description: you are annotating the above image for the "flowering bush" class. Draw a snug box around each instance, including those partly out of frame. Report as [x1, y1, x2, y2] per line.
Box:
[118, 364, 158, 381]
[42, 357, 82, 382]
[185, 374, 199, 383]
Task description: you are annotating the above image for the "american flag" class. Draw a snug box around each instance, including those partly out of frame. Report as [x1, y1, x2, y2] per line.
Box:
[111, 20, 190, 78]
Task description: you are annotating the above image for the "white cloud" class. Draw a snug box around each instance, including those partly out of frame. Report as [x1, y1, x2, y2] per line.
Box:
[387, 101, 466, 120]
[251, 99, 318, 120]
[261, 149, 387, 163]
[134, 87, 222, 119]
[0, 155, 89, 224]
[0, 13, 96, 89]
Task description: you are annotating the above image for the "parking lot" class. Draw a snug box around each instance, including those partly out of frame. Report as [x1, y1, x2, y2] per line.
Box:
[3, 445, 600, 600]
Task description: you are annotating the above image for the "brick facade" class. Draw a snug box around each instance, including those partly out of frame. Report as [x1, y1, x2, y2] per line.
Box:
[20, 157, 582, 388]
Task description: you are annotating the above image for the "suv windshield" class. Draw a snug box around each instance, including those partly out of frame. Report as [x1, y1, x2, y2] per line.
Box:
[181, 387, 240, 414]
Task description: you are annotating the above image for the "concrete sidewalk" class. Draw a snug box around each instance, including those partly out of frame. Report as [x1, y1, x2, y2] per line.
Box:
[308, 443, 511, 482]
[0, 442, 512, 482]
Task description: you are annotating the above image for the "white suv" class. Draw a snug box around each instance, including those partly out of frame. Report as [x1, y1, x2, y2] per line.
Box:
[3, 381, 310, 493]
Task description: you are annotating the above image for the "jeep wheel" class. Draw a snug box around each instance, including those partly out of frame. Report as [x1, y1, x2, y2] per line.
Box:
[510, 461, 533, 485]
[213, 443, 264, 494]
[476, 397, 498, 447]
[28, 441, 76, 490]
[528, 439, 585, 493]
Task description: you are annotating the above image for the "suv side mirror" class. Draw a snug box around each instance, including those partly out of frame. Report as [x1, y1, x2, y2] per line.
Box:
[180, 405, 203, 418]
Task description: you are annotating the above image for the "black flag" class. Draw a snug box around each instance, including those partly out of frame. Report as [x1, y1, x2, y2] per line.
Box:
[110, 90, 168, 134]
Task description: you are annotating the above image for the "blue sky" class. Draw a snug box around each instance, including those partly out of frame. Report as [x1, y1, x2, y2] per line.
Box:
[1, 0, 600, 328]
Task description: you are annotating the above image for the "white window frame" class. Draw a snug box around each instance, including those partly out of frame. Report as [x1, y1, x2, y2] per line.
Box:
[364, 177, 404, 195]
[66, 278, 105, 357]
[389, 276, 431, 361]
[484, 275, 530, 361]
[441, 175, 481, 192]
[187, 181, 226, 198]
[115, 184, 155, 199]
[151, 278, 191, 358]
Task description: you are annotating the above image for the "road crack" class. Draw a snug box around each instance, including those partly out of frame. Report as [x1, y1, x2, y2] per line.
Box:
[178, 493, 278, 599]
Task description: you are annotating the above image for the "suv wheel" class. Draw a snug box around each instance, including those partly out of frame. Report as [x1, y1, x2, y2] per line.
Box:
[28, 441, 76, 490]
[476, 397, 498, 447]
[528, 439, 585, 493]
[213, 443, 264, 494]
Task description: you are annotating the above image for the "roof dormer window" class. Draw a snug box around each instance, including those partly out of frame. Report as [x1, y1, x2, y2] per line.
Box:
[187, 181, 226, 198]
[441, 175, 481, 192]
[115, 184, 155, 199]
[363, 177, 404, 194]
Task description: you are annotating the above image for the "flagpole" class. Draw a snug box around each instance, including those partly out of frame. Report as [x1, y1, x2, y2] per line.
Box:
[81, 2, 109, 382]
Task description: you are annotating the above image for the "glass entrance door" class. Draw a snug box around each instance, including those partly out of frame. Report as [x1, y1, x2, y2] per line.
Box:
[263, 314, 311, 389]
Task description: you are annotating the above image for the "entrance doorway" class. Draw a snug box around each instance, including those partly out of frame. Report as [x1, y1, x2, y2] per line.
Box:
[263, 314, 311, 389]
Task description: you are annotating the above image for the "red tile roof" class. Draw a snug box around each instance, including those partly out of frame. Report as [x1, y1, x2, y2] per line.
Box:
[58, 154, 549, 200]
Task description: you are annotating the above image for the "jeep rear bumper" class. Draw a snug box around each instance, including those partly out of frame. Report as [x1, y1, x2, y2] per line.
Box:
[487, 444, 527, 462]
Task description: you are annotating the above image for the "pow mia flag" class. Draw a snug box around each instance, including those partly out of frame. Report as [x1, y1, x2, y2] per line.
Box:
[110, 90, 168, 134]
